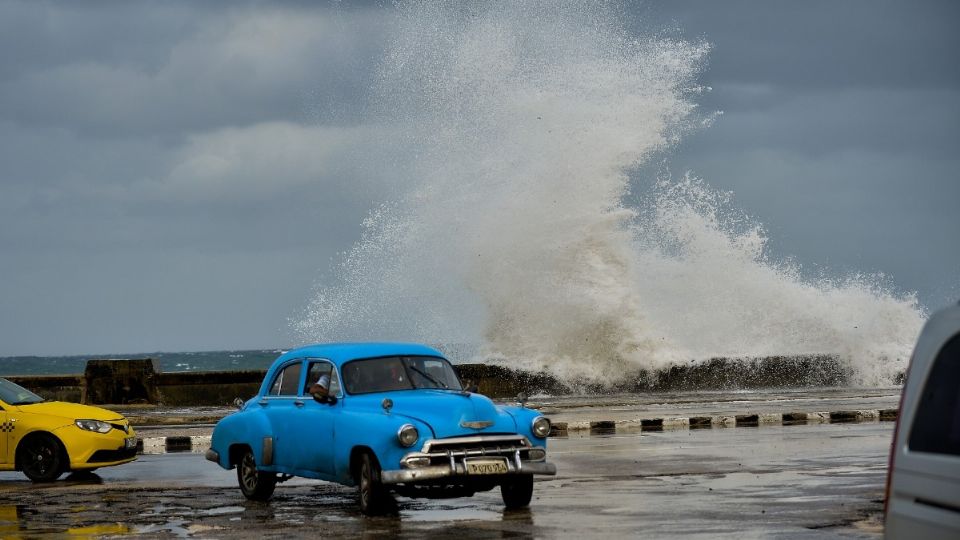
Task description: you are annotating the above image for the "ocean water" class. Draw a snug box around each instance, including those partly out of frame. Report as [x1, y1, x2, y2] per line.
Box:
[292, 2, 925, 387]
[0, 345, 478, 377]
[0, 350, 282, 376]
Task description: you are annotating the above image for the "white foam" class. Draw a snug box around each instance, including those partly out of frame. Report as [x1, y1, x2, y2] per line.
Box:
[294, 2, 924, 386]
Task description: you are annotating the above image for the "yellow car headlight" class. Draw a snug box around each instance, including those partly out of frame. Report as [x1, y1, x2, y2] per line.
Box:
[75, 419, 112, 434]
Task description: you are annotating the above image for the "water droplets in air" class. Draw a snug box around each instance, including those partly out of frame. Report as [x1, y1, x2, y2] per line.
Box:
[294, 1, 924, 386]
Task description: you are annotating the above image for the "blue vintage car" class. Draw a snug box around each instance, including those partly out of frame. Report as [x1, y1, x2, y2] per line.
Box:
[206, 343, 556, 514]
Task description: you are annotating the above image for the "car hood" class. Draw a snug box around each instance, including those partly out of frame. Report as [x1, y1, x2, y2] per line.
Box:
[16, 401, 124, 422]
[353, 390, 518, 439]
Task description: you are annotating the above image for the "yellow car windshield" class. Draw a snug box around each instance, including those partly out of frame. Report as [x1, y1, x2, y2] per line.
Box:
[0, 377, 45, 405]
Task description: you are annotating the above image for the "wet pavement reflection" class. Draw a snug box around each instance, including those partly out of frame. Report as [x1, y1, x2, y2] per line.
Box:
[0, 424, 890, 538]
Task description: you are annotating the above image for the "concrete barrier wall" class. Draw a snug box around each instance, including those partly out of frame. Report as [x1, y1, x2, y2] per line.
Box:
[5, 355, 853, 406]
[156, 370, 263, 406]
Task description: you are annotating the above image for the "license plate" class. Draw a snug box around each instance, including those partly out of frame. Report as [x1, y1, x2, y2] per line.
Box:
[124, 437, 137, 449]
[464, 458, 508, 475]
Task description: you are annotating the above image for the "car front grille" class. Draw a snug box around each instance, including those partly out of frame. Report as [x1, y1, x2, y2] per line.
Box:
[88, 447, 137, 463]
[415, 435, 534, 467]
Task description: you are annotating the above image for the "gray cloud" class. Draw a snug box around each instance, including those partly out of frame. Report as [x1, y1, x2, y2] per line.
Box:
[0, 3, 386, 137]
[642, 0, 960, 90]
[0, 0, 957, 356]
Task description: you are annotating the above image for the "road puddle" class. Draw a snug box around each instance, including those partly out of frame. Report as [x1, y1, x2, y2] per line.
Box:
[199, 505, 245, 516]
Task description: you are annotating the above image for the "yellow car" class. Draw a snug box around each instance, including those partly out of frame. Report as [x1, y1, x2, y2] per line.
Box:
[0, 377, 137, 482]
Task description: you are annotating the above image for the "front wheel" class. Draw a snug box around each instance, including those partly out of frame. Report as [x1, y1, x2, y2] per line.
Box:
[501, 475, 534, 509]
[237, 448, 277, 501]
[18, 433, 65, 482]
[357, 452, 392, 515]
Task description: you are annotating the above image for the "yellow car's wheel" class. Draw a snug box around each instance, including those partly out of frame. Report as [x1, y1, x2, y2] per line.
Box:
[18, 433, 65, 482]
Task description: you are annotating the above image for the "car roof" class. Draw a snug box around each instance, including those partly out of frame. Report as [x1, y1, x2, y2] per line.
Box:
[911, 302, 960, 365]
[274, 342, 446, 368]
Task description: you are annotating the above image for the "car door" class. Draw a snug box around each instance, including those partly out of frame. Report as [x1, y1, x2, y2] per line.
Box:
[288, 359, 339, 476]
[888, 306, 960, 539]
[0, 405, 7, 464]
[260, 359, 306, 471]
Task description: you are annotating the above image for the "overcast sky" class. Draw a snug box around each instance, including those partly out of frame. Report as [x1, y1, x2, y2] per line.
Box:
[1, 1, 957, 357]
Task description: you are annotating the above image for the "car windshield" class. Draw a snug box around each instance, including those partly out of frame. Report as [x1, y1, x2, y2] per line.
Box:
[342, 356, 463, 395]
[0, 378, 45, 405]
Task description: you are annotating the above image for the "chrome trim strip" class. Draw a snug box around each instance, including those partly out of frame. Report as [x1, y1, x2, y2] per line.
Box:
[460, 420, 494, 429]
[421, 435, 529, 453]
[381, 461, 557, 485]
[405, 446, 529, 461]
[262, 437, 274, 466]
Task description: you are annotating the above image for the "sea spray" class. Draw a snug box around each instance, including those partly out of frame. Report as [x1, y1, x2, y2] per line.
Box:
[294, 1, 924, 386]
[631, 174, 924, 386]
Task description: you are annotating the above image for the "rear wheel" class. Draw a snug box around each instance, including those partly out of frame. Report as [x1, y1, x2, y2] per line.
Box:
[236, 448, 277, 501]
[500, 475, 534, 509]
[357, 452, 391, 515]
[18, 433, 65, 482]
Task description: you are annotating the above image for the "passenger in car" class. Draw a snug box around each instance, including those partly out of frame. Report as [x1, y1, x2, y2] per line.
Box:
[309, 373, 330, 398]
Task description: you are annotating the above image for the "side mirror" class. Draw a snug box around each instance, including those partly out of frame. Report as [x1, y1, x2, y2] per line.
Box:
[232, 397, 245, 410]
[467, 384, 479, 394]
[312, 393, 338, 405]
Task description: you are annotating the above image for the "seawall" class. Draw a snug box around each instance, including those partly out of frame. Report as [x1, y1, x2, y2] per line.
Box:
[5, 355, 852, 406]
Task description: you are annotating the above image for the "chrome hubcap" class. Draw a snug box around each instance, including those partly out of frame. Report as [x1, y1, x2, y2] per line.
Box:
[241, 454, 257, 490]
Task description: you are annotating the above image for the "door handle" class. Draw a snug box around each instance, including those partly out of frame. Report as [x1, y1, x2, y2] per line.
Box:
[294, 400, 304, 408]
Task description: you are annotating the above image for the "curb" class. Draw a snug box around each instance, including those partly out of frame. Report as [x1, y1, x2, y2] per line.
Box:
[138, 435, 211, 455]
[548, 408, 899, 436]
[131, 408, 898, 454]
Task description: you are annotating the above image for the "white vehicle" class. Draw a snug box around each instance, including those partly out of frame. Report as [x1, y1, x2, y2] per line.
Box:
[885, 301, 960, 539]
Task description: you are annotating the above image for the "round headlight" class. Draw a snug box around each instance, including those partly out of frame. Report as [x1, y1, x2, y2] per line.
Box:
[397, 424, 419, 447]
[532, 416, 551, 438]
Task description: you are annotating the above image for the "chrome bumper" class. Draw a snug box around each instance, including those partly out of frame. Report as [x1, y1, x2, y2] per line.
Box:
[205, 449, 220, 463]
[380, 460, 556, 485]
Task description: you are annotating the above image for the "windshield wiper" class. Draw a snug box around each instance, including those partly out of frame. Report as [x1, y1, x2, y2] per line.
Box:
[407, 365, 448, 389]
[10, 400, 43, 405]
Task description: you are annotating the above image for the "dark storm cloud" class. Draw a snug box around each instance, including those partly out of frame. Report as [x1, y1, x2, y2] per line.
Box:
[0, 1, 386, 137]
[643, 0, 960, 90]
[627, 0, 960, 311]
[0, 0, 957, 355]
[694, 87, 960, 158]
[0, 1, 399, 355]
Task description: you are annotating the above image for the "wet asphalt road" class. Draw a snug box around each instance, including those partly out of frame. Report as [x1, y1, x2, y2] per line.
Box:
[0, 422, 890, 539]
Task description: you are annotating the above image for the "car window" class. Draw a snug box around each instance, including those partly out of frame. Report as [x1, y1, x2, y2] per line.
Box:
[304, 360, 341, 397]
[405, 356, 461, 390]
[0, 378, 44, 405]
[268, 362, 303, 397]
[908, 332, 960, 456]
[342, 356, 462, 394]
